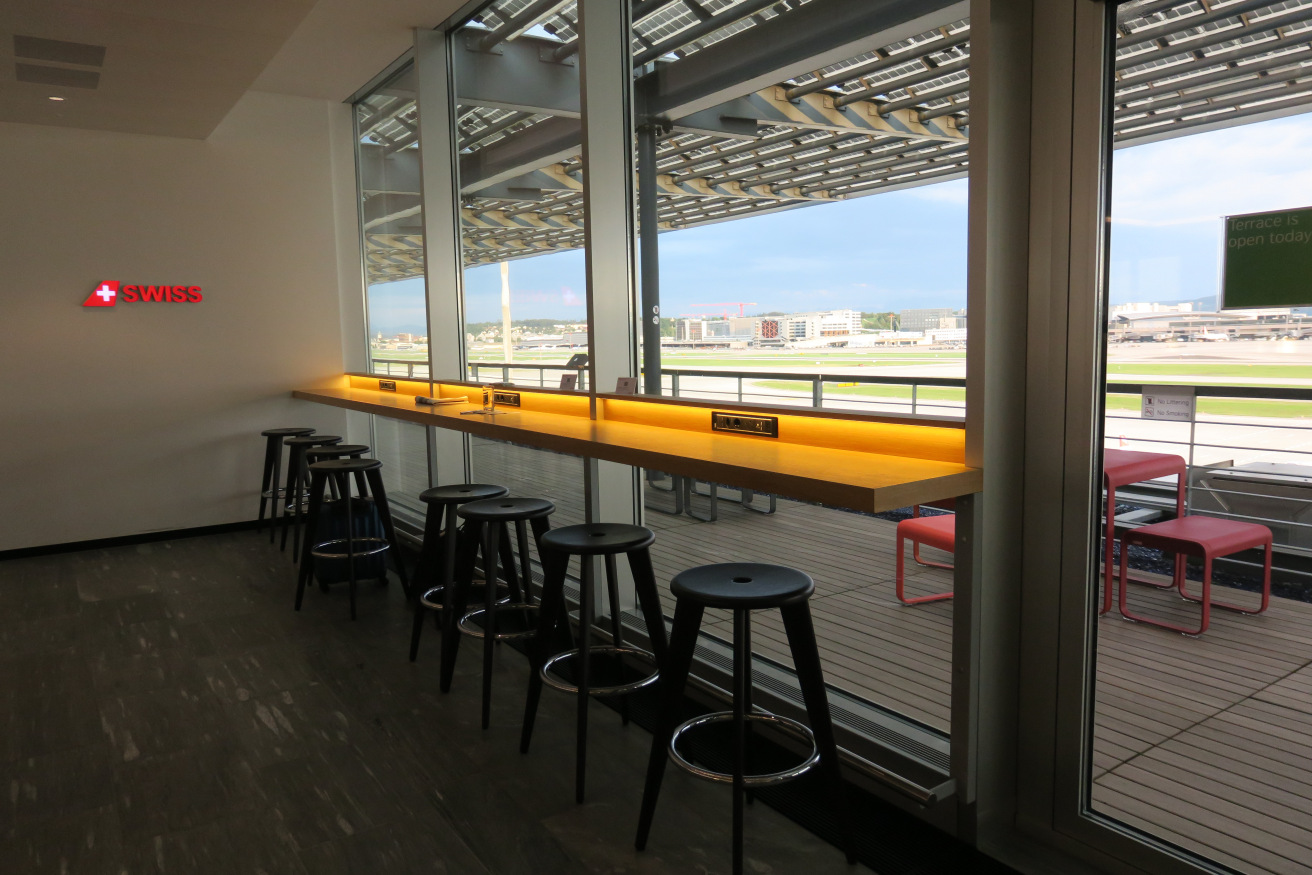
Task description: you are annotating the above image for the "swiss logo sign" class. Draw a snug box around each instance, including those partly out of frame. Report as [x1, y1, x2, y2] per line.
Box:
[82, 281, 203, 307]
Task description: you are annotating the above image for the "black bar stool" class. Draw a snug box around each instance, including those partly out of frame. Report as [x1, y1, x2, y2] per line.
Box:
[520, 523, 669, 803]
[304, 444, 371, 501]
[280, 435, 342, 557]
[439, 497, 554, 730]
[294, 457, 409, 619]
[258, 428, 315, 539]
[409, 483, 509, 663]
[634, 563, 855, 875]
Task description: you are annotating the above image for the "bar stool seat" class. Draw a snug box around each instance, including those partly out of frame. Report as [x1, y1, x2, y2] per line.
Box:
[1119, 515, 1272, 636]
[540, 522, 655, 555]
[670, 561, 811, 608]
[636, 562, 854, 875]
[440, 496, 555, 730]
[520, 523, 669, 804]
[408, 483, 510, 663]
[257, 428, 315, 538]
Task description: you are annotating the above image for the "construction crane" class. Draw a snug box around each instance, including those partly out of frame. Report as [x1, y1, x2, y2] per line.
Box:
[692, 302, 758, 318]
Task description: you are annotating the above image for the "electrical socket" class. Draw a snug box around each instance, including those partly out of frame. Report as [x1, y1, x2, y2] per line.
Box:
[711, 411, 779, 437]
[492, 390, 521, 407]
[378, 380, 397, 391]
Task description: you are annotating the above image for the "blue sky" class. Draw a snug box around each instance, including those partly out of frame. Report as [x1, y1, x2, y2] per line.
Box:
[367, 113, 1312, 335]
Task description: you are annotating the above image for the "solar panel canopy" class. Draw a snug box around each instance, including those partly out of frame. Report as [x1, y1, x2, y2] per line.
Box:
[358, 0, 1312, 280]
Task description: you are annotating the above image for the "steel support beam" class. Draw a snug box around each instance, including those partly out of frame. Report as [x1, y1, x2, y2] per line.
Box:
[638, 124, 663, 397]
[457, 115, 581, 192]
[454, 33, 581, 117]
[642, 0, 968, 119]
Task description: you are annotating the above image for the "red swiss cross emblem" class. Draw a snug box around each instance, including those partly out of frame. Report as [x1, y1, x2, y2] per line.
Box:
[83, 281, 120, 307]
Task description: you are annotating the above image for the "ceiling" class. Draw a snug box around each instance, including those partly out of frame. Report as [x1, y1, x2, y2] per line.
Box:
[0, 0, 466, 139]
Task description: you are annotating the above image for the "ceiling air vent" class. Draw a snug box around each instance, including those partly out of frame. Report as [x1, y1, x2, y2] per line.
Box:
[13, 36, 106, 67]
[13, 35, 105, 91]
[15, 64, 100, 89]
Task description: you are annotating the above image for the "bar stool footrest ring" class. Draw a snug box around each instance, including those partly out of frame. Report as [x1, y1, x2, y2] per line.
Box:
[418, 581, 512, 612]
[458, 603, 539, 640]
[310, 537, 390, 559]
[668, 712, 819, 788]
[540, 645, 659, 696]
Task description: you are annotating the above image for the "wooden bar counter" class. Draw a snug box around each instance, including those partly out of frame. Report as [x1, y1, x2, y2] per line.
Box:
[293, 374, 982, 514]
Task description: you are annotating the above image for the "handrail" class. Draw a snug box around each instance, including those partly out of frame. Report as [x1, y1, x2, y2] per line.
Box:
[372, 356, 1312, 403]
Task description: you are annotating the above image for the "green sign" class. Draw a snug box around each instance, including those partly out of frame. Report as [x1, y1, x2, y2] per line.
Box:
[1222, 206, 1312, 309]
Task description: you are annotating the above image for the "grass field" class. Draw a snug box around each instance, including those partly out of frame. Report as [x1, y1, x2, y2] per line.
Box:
[1107, 363, 1312, 379]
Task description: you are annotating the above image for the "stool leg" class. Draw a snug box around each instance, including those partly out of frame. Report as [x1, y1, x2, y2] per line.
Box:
[295, 469, 328, 611]
[441, 522, 480, 693]
[480, 521, 503, 729]
[627, 548, 669, 665]
[516, 520, 535, 605]
[258, 436, 276, 526]
[280, 446, 301, 553]
[635, 598, 705, 851]
[291, 448, 311, 563]
[364, 468, 410, 597]
[779, 602, 856, 865]
[742, 608, 753, 807]
[269, 440, 284, 543]
[521, 546, 571, 754]
[499, 523, 521, 603]
[576, 556, 595, 802]
[343, 473, 357, 621]
[439, 506, 459, 621]
[604, 553, 629, 727]
[414, 501, 445, 592]
[732, 608, 748, 875]
[409, 593, 427, 663]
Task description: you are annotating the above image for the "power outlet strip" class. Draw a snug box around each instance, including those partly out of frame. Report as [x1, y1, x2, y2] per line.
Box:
[711, 411, 779, 437]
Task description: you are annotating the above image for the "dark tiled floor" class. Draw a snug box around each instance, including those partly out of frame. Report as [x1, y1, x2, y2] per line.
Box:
[0, 530, 867, 874]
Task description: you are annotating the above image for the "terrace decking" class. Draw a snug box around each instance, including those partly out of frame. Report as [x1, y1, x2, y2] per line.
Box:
[468, 441, 1312, 875]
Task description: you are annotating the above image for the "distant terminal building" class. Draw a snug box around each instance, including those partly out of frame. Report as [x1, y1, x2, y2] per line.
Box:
[722, 309, 861, 343]
[1108, 307, 1308, 342]
[900, 308, 966, 332]
[1111, 302, 1194, 316]
[674, 319, 704, 342]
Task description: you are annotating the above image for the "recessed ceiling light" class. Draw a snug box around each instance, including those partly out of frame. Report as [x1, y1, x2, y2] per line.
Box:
[48, 96, 65, 101]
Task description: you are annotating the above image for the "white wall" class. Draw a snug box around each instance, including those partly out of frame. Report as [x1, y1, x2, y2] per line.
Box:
[0, 90, 360, 551]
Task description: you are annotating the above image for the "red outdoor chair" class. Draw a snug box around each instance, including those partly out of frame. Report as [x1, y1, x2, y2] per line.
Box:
[895, 503, 955, 605]
[1119, 515, 1272, 636]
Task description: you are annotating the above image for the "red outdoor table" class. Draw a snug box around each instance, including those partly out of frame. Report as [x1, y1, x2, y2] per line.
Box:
[1101, 448, 1186, 614]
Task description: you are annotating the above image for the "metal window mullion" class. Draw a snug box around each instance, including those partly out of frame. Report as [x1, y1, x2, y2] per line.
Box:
[415, 27, 471, 485]
[578, 0, 642, 602]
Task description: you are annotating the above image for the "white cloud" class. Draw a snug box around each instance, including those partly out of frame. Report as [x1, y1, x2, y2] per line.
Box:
[902, 177, 969, 206]
[1111, 115, 1312, 227]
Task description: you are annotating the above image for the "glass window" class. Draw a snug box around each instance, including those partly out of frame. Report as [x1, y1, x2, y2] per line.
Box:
[631, 3, 971, 738]
[634, 11, 969, 420]
[1089, 2, 1312, 870]
[450, 2, 588, 390]
[355, 64, 429, 379]
[369, 416, 430, 531]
